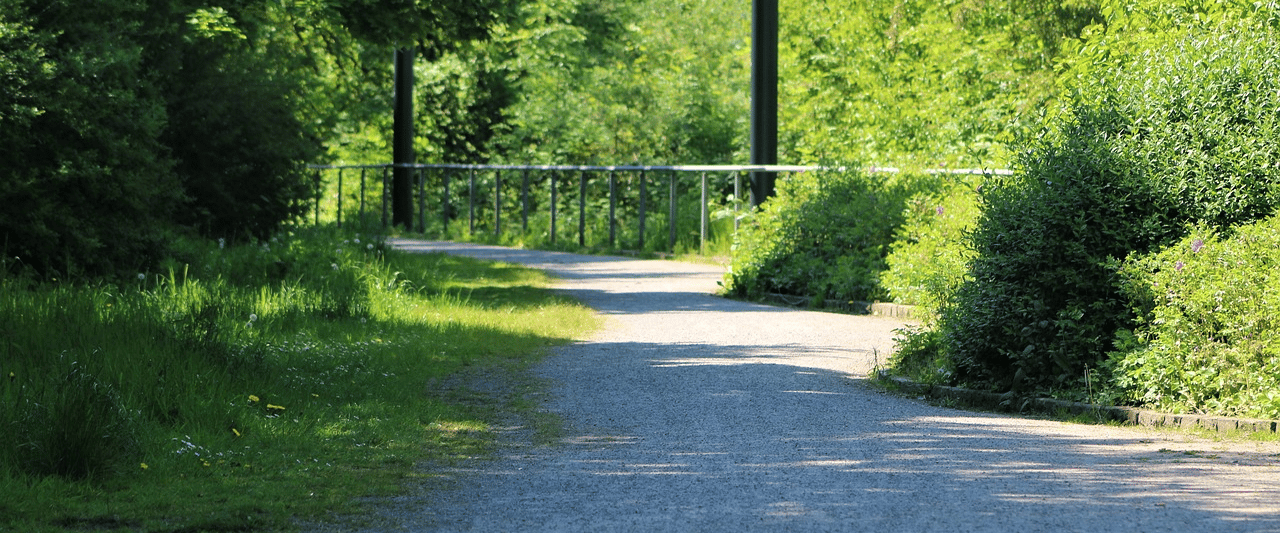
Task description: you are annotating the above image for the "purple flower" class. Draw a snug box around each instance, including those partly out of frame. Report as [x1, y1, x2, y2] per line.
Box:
[935, 206, 945, 216]
[1191, 238, 1205, 253]
[1175, 260, 1185, 272]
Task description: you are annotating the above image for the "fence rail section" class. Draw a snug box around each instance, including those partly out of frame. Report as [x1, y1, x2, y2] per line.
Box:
[306, 163, 1010, 254]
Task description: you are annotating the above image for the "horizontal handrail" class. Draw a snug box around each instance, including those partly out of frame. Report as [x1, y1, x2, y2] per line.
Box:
[307, 163, 1012, 175]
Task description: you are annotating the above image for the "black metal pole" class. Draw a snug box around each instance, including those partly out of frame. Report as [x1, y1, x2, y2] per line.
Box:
[442, 170, 450, 234]
[314, 170, 322, 225]
[751, 0, 778, 207]
[668, 171, 677, 252]
[392, 48, 415, 229]
[522, 169, 530, 232]
[359, 168, 366, 228]
[381, 166, 389, 229]
[416, 168, 425, 233]
[550, 172, 558, 244]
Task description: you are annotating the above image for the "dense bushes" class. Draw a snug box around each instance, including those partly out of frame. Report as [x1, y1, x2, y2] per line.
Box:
[1114, 219, 1280, 419]
[936, 24, 1280, 395]
[1, 0, 521, 278]
[0, 1, 325, 277]
[0, 1, 182, 276]
[727, 169, 927, 305]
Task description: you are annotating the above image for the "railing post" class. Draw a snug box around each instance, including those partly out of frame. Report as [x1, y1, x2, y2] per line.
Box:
[337, 168, 344, 229]
[550, 171, 558, 244]
[638, 170, 647, 250]
[668, 171, 677, 253]
[381, 165, 389, 229]
[494, 170, 502, 237]
[359, 168, 367, 228]
[700, 171, 709, 255]
[468, 167, 476, 235]
[442, 169, 450, 235]
[521, 169, 530, 233]
[733, 171, 741, 232]
[578, 171, 587, 247]
[417, 168, 426, 233]
[608, 171, 617, 248]
[314, 169, 322, 226]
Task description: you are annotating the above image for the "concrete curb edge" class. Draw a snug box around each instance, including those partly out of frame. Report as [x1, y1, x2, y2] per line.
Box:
[882, 376, 1280, 435]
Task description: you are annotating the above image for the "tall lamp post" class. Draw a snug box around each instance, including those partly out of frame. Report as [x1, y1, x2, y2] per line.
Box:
[392, 47, 415, 229]
[750, 0, 778, 207]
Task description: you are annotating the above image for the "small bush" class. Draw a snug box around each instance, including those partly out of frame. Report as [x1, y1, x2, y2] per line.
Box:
[882, 176, 982, 312]
[727, 169, 926, 304]
[1113, 218, 1280, 418]
[887, 325, 954, 385]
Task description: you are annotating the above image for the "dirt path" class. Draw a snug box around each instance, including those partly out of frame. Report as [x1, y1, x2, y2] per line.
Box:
[354, 240, 1280, 532]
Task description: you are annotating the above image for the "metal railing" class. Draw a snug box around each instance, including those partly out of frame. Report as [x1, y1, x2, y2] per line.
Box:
[306, 163, 1010, 254]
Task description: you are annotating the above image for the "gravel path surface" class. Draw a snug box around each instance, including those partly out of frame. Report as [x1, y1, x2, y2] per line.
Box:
[356, 240, 1280, 532]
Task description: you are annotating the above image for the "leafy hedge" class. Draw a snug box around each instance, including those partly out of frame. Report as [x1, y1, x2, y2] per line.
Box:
[727, 169, 944, 306]
[882, 176, 981, 312]
[937, 24, 1280, 394]
[1114, 219, 1280, 419]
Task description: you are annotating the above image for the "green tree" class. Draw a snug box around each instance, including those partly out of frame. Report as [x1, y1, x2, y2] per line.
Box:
[0, 0, 180, 276]
[494, 0, 750, 164]
[779, 0, 1099, 167]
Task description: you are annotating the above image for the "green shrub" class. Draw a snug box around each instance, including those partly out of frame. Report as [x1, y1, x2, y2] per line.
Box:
[938, 23, 1280, 393]
[6, 358, 141, 481]
[882, 175, 982, 311]
[726, 169, 924, 304]
[1113, 218, 1280, 418]
[886, 325, 954, 385]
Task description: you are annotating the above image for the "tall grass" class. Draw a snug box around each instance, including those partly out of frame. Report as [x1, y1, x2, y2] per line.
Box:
[0, 226, 598, 532]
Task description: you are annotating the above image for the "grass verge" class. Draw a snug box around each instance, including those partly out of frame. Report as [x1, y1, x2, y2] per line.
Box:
[0, 226, 599, 532]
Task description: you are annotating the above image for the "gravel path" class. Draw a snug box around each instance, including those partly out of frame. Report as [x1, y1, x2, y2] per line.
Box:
[356, 240, 1280, 532]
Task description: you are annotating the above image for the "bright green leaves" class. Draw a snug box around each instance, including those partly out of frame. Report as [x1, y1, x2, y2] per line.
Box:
[328, 0, 511, 53]
[779, 0, 1099, 168]
[186, 7, 246, 42]
[1117, 220, 1280, 418]
[494, 0, 748, 165]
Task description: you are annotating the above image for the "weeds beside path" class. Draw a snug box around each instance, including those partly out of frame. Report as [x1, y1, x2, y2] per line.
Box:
[359, 239, 1280, 533]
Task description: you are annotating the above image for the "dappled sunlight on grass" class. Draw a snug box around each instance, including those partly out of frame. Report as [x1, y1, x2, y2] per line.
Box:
[0, 227, 599, 532]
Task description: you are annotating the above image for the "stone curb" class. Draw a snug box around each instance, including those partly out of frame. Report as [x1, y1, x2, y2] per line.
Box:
[762, 293, 917, 319]
[883, 376, 1280, 435]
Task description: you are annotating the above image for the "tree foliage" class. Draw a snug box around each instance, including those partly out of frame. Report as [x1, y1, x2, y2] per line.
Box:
[0, 0, 180, 276]
[780, 0, 1099, 167]
[490, 0, 750, 165]
[0, 0, 517, 276]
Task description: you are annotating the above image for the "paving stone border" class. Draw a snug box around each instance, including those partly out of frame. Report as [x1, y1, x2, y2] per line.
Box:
[761, 293, 917, 319]
[883, 375, 1280, 435]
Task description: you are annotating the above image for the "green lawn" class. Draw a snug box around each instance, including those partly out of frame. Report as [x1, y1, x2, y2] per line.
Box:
[0, 228, 599, 532]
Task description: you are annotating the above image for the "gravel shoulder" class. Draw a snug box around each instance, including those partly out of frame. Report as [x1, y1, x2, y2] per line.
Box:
[351, 240, 1280, 532]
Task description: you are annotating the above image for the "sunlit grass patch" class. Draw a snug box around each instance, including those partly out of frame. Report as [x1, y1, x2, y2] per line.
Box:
[0, 226, 599, 532]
